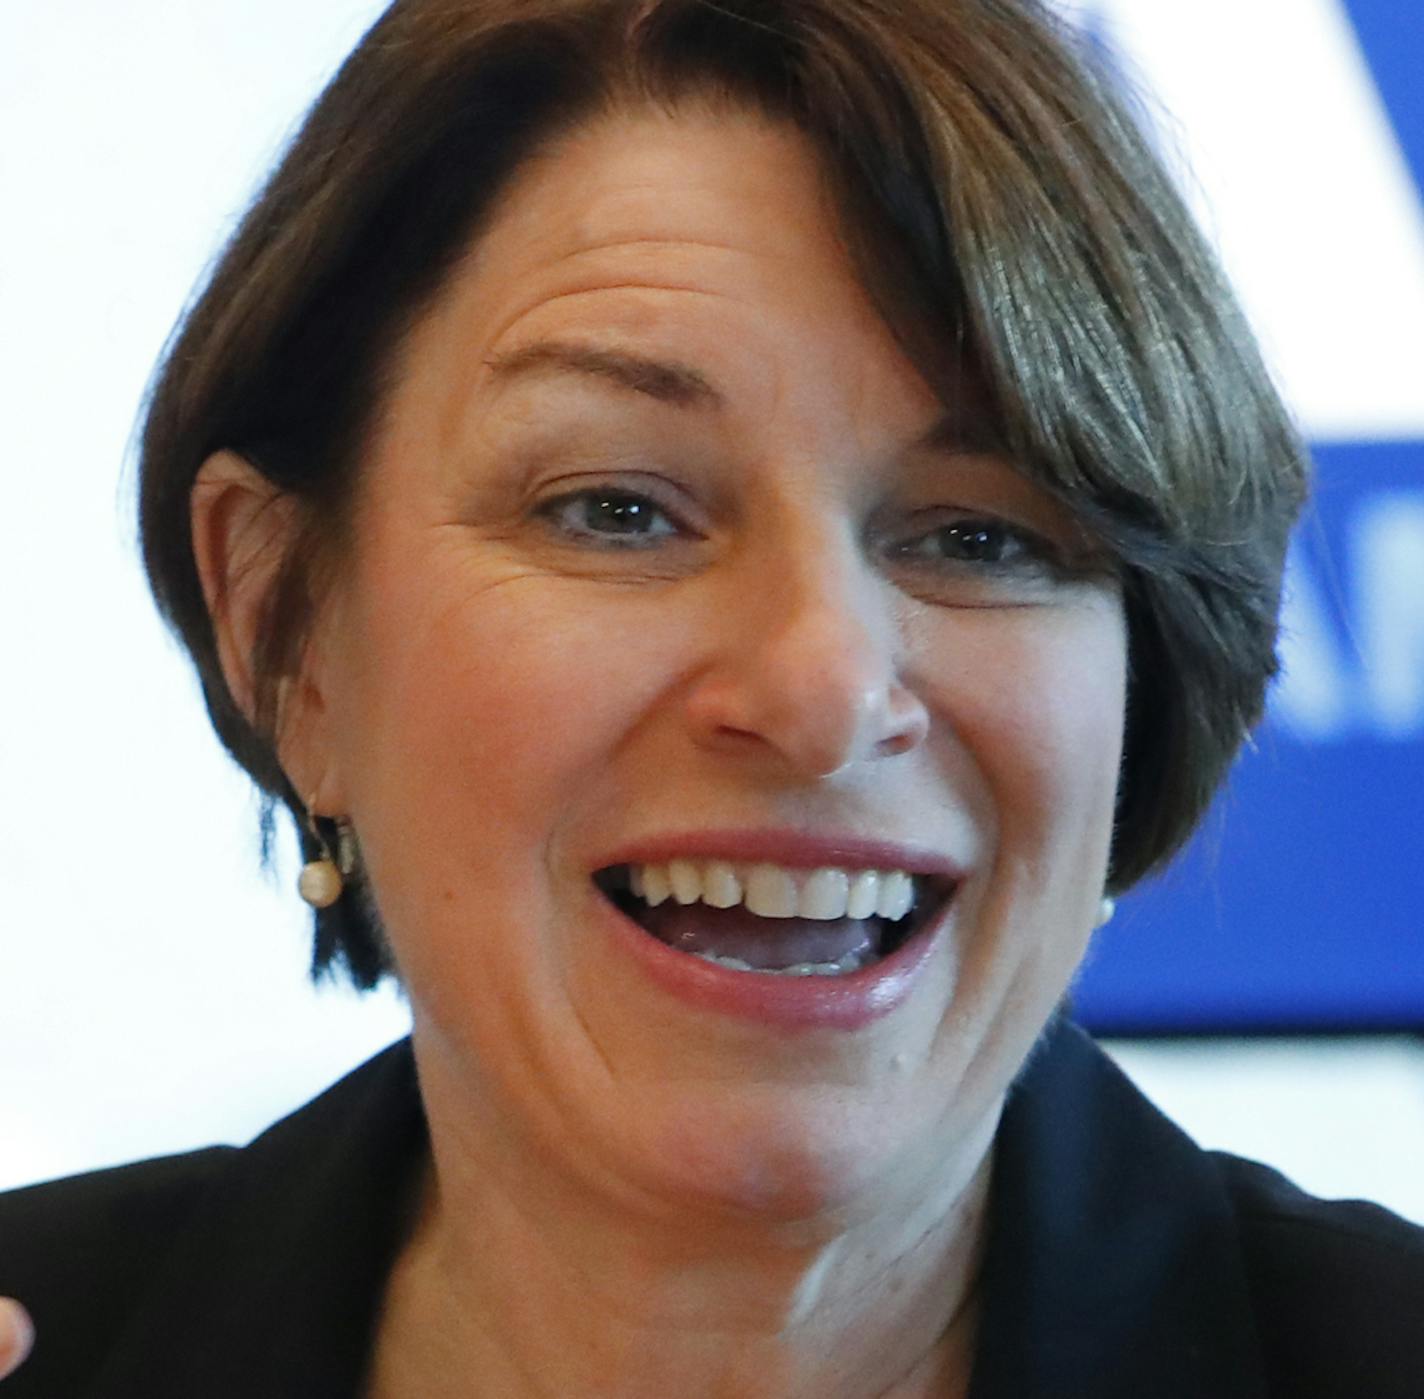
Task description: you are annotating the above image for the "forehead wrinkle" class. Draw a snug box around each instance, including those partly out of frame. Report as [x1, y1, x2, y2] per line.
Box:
[481, 279, 728, 354]
[471, 225, 802, 337]
[556, 234, 750, 258]
[468, 255, 739, 387]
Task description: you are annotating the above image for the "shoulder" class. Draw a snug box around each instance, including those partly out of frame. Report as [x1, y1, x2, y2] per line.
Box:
[0, 1041, 423, 1397]
[0, 1148, 235, 1395]
[1215, 1151, 1424, 1399]
[0, 1147, 235, 1291]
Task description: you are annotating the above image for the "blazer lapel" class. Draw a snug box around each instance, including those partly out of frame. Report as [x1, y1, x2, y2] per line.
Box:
[83, 1039, 426, 1399]
[969, 1018, 1271, 1399]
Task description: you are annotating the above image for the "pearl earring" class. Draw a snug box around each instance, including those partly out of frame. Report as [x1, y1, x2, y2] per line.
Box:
[1095, 896, 1117, 929]
[298, 797, 357, 909]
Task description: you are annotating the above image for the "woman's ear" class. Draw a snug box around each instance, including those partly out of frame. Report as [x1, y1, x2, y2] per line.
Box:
[190, 452, 343, 808]
[191, 450, 300, 723]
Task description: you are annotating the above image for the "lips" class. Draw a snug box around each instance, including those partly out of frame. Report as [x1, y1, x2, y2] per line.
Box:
[590, 873, 954, 1030]
[584, 829, 962, 1026]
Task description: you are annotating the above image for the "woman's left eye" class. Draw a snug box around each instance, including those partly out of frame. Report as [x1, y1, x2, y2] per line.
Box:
[894, 518, 1050, 570]
[535, 487, 684, 548]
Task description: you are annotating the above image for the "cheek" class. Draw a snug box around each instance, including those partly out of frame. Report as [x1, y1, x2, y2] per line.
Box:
[943, 602, 1126, 891]
[914, 600, 1126, 1085]
[323, 557, 657, 1066]
[327, 543, 683, 900]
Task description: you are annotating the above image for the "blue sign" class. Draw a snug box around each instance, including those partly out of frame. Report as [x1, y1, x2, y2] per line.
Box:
[1074, 0, 1424, 1032]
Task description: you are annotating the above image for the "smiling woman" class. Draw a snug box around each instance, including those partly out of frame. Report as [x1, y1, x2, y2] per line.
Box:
[1, 1, 1420, 1397]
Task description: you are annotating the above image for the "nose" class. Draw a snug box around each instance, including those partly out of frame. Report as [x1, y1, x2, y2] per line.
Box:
[683, 517, 931, 779]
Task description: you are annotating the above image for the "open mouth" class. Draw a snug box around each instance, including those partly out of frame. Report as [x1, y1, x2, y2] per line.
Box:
[592, 865, 955, 978]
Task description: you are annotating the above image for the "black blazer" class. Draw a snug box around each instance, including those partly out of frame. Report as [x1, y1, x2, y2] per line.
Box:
[3, 1018, 1422, 1397]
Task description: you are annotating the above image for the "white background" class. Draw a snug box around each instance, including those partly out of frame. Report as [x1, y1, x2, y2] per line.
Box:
[2, 0, 1422, 1221]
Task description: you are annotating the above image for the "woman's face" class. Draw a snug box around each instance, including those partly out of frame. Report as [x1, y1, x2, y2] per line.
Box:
[309, 107, 1127, 1220]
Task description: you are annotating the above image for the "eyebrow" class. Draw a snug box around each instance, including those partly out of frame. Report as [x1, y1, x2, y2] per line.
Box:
[483, 340, 724, 410]
[482, 338, 998, 456]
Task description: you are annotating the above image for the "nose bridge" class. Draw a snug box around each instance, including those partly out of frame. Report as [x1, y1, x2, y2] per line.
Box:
[769, 508, 889, 682]
[686, 498, 929, 778]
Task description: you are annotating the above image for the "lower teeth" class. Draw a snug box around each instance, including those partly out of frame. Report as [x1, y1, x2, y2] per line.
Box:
[691, 948, 871, 976]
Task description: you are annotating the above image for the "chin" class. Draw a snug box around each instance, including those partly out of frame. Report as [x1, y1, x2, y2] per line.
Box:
[633, 1087, 917, 1225]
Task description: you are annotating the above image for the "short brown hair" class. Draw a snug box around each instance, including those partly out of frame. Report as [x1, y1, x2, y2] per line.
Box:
[139, 0, 1309, 987]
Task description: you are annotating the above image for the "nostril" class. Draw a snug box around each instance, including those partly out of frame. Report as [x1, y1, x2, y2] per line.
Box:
[878, 731, 917, 758]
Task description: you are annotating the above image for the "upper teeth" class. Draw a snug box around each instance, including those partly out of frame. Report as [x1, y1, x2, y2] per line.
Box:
[628, 861, 920, 921]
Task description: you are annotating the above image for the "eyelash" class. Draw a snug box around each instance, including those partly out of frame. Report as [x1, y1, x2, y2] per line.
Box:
[533, 485, 1062, 574]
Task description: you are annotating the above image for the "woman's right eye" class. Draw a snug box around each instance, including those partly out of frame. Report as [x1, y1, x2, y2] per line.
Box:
[535, 487, 685, 549]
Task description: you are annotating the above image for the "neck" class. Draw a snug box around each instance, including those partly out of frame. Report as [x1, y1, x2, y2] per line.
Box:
[368, 1035, 997, 1399]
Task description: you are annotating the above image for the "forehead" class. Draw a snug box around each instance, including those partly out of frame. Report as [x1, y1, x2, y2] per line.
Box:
[472, 105, 848, 291]
[377, 106, 950, 458]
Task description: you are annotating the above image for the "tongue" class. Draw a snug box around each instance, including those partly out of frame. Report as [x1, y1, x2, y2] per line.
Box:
[636, 902, 884, 969]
